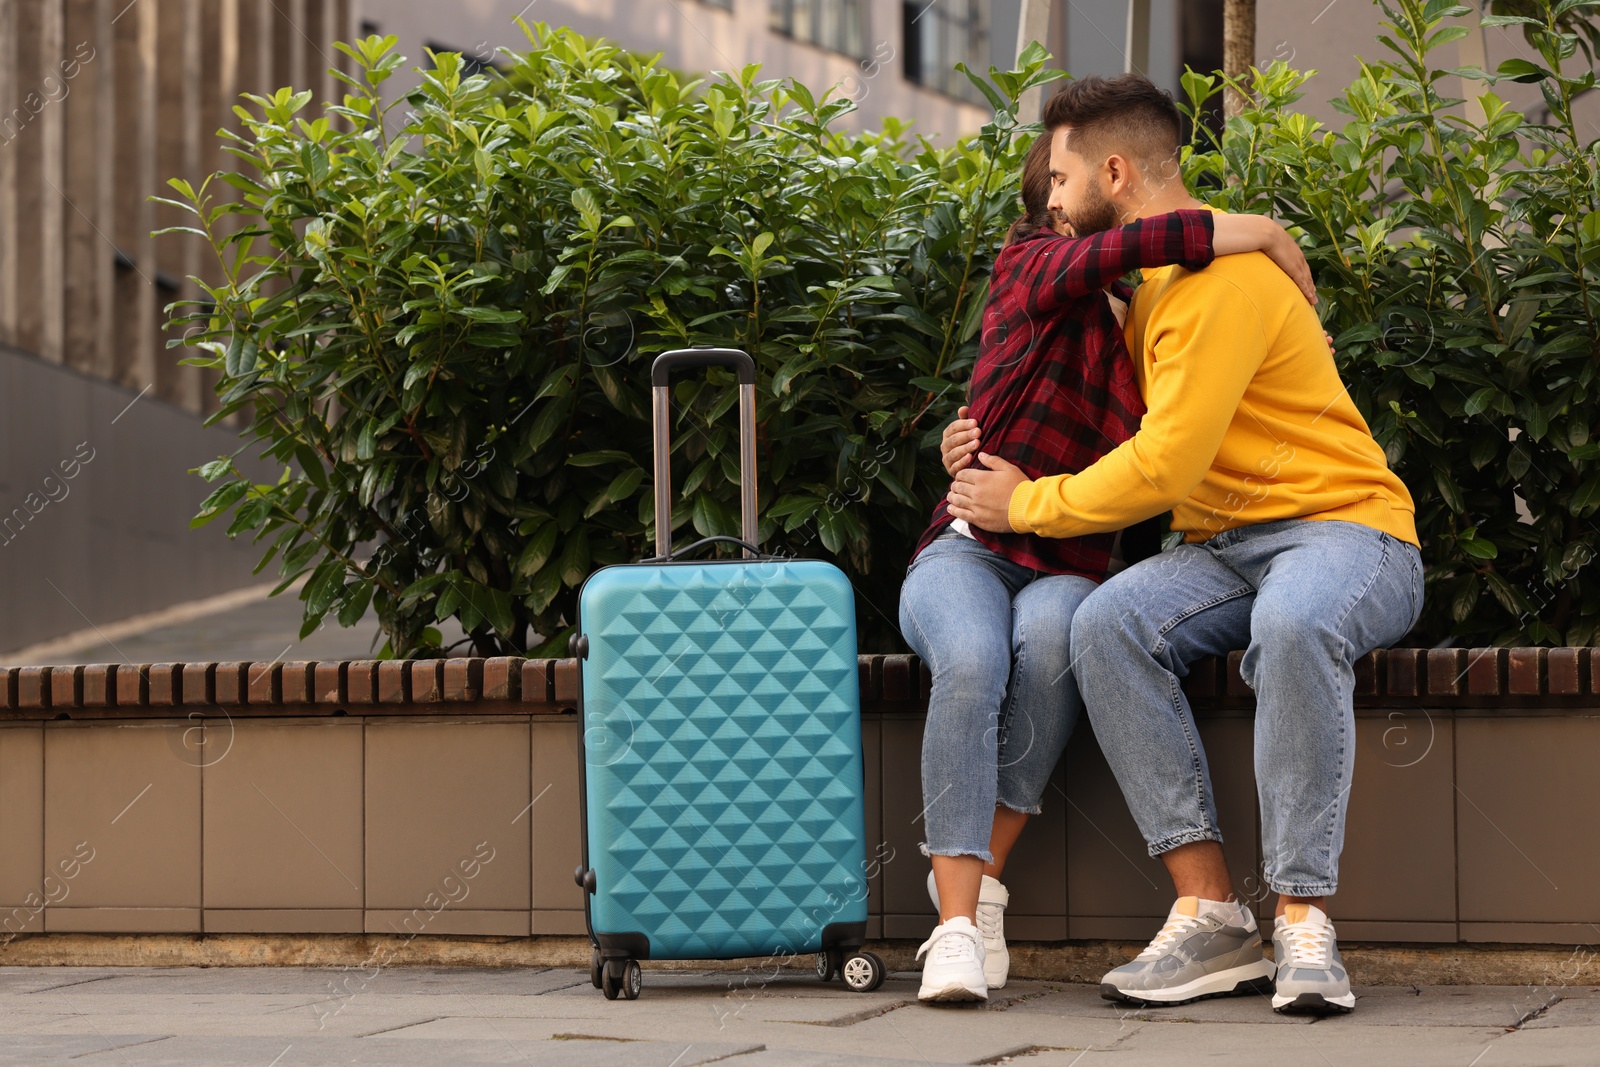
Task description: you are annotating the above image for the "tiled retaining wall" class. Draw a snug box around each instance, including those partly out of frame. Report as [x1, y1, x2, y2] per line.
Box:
[0, 651, 1595, 945]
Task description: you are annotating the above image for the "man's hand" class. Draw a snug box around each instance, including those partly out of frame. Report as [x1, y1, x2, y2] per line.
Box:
[941, 406, 982, 476]
[947, 453, 1031, 532]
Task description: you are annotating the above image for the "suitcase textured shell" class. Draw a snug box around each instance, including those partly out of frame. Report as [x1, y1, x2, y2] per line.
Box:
[578, 557, 868, 960]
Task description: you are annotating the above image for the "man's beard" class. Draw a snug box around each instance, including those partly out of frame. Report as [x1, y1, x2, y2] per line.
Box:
[1065, 186, 1120, 236]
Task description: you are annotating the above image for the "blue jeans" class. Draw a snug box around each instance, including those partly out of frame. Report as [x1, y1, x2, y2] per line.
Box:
[899, 531, 1097, 862]
[1071, 519, 1424, 896]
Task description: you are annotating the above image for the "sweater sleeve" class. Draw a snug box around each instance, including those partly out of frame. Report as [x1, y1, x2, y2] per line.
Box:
[1006, 271, 1268, 537]
[1013, 210, 1215, 316]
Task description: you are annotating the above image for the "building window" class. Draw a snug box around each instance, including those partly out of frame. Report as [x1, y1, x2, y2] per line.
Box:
[902, 0, 992, 105]
[1179, 0, 1224, 141]
[696, 0, 734, 8]
[769, 0, 871, 61]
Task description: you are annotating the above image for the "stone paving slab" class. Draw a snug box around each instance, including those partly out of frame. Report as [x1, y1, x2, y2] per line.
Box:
[1002, 981, 1315, 1025]
[712, 1054, 938, 1067]
[1, 966, 1597, 1066]
[47, 1036, 762, 1066]
[1111, 1020, 1510, 1062]
[51, 964, 587, 998]
[501, 988, 1143, 1065]
[1005, 1024, 1515, 1067]
[1322, 984, 1592, 1029]
[1521, 986, 1600, 1029]
[0, 1010, 450, 1042]
[1491, 1027, 1600, 1063]
[1, 993, 329, 1020]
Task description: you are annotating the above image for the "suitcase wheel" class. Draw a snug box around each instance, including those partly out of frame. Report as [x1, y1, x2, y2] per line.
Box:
[815, 950, 843, 983]
[840, 951, 884, 993]
[590, 947, 603, 990]
[602, 958, 641, 1000]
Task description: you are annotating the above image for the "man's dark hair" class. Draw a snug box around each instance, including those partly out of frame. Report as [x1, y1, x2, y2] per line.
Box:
[1042, 74, 1181, 169]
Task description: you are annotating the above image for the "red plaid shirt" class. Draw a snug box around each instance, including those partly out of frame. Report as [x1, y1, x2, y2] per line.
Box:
[914, 210, 1217, 580]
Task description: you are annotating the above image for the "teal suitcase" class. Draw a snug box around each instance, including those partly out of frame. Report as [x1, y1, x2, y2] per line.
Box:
[571, 350, 882, 1000]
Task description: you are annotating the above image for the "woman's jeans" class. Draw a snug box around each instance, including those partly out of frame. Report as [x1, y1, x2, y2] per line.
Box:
[899, 530, 1097, 862]
[1070, 519, 1424, 896]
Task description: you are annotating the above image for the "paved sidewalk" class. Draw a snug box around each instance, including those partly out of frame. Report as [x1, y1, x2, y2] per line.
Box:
[0, 966, 1594, 1066]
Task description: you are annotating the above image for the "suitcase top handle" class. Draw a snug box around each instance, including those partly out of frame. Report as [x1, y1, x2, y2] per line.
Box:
[642, 535, 779, 563]
[650, 348, 759, 559]
[650, 348, 755, 387]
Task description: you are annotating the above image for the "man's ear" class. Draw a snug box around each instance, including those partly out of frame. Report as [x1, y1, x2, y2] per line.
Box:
[1103, 152, 1134, 198]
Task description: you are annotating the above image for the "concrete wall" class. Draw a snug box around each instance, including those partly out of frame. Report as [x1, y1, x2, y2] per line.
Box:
[1257, 2, 1600, 139]
[356, 0, 1002, 143]
[1062, 0, 1181, 94]
[0, 345, 267, 654]
[1, 650, 1595, 946]
[0, 0, 358, 417]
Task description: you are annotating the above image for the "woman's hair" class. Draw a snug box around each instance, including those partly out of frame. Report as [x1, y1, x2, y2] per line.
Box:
[1003, 133, 1057, 247]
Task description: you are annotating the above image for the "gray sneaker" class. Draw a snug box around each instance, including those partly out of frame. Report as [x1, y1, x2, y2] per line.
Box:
[1271, 904, 1355, 1013]
[1100, 897, 1276, 1006]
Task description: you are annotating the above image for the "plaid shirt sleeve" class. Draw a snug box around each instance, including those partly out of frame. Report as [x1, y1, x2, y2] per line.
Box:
[1008, 210, 1216, 316]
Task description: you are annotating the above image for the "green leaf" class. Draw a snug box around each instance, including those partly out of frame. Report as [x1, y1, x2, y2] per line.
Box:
[515, 522, 559, 578]
[1496, 58, 1549, 83]
[558, 531, 591, 588]
[224, 336, 258, 377]
[1462, 387, 1499, 417]
[400, 572, 450, 600]
[1571, 477, 1600, 516]
[953, 62, 1008, 113]
[191, 481, 249, 527]
[586, 467, 644, 518]
[567, 450, 634, 468]
[336, 581, 374, 627]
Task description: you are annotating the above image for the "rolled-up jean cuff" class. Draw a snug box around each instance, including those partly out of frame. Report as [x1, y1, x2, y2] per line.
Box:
[1270, 880, 1338, 897]
[995, 797, 1041, 816]
[1147, 827, 1224, 858]
[919, 842, 995, 864]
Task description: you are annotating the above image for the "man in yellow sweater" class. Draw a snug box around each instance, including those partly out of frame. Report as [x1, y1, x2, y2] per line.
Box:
[946, 74, 1422, 1015]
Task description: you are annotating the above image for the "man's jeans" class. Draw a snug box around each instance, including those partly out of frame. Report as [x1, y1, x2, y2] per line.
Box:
[1071, 519, 1423, 896]
[899, 531, 1097, 862]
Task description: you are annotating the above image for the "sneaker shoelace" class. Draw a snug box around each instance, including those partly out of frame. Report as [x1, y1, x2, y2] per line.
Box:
[1135, 913, 1205, 961]
[917, 926, 980, 966]
[975, 901, 1004, 942]
[1280, 922, 1333, 967]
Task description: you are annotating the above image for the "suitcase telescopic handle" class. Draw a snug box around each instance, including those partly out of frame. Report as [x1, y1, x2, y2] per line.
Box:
[650, 348, 758, 559]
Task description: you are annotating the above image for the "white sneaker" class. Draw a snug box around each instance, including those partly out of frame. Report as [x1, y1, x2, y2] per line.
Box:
[927, 869, 1010, 988]
[915, 916, 987, 1002]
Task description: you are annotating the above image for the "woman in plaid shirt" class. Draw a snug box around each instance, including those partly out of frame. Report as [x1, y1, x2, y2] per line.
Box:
[905, 132, 1316, 1003]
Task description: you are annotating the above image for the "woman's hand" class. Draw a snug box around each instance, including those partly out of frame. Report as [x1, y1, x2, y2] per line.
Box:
[941, 406, 982, 476]
[1212, 213, 1317, 306]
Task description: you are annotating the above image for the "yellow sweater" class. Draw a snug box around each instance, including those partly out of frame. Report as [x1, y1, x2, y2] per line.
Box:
[1007, 233, 1418, 546]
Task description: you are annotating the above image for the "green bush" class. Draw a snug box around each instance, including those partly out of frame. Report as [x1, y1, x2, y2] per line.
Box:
[165, 1, 1600, 655]
[1178, 0, 1600, 644]
[162, 23, 1058, 656]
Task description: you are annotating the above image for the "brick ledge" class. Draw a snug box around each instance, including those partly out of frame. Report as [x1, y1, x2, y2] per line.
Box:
[2, 648, 1594, 719]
